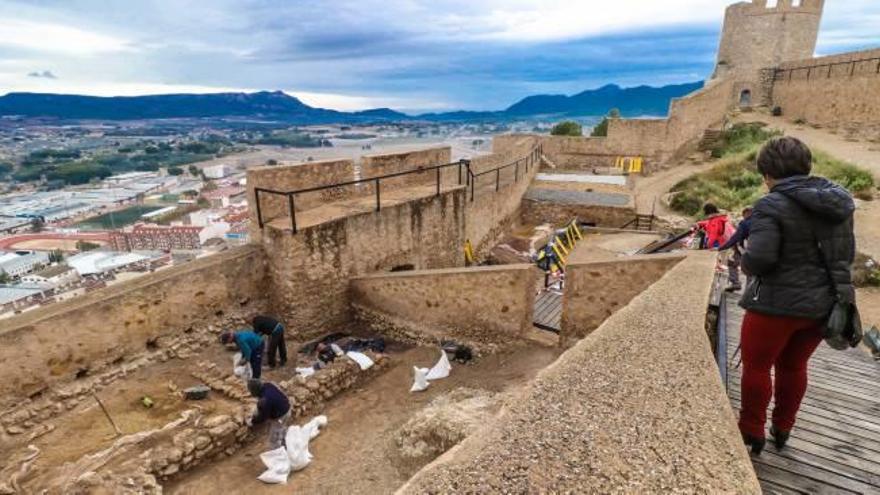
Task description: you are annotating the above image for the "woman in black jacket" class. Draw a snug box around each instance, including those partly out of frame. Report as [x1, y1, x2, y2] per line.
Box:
[738, 137, 855, 455]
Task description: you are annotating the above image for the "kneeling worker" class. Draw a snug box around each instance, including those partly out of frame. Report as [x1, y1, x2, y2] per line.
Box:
[220, 329, 265, 379]
[253, 315, 287, 368]
[247, 379, 291, 449]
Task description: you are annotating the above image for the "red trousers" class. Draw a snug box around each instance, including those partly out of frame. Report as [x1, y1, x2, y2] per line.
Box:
[739, 310, 824, 439]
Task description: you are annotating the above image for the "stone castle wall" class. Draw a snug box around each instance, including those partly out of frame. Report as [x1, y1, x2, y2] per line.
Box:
[263, 188, 467, 338]
[351, 264, 537, 348]
[769, 47, 880, 128]
[0, 245, 269, 407]
[494, 79, 734, 173]
[466, 136, 540, 254]
[246, 159, 357, 240]
[362, 146, 455, 191]
[713, 0, 823, 81]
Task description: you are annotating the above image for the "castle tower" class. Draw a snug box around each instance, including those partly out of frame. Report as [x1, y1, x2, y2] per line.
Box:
[712, 0, 824, 80]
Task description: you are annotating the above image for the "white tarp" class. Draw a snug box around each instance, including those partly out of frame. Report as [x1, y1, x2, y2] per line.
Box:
[426, 350, 451, 380]
[345, 351, 375, 370]
[258, 415, 328, 484]
[535, 173, 627, 186]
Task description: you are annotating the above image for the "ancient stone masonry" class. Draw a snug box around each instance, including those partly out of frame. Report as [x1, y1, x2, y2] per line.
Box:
[0, 245, 269, 406]
[0, 311, 253, 440]
[351, 265, 537, 351]
[23, 351, 392, 494]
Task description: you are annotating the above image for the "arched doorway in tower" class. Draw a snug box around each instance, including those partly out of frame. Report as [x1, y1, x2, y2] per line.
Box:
[739, 89, 752, 108]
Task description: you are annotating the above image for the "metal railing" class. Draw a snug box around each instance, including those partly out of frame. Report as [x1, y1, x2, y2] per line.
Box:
[773, 55, 880, 82]
[466, 145, 543, 200]
[254, 144, 543, 233]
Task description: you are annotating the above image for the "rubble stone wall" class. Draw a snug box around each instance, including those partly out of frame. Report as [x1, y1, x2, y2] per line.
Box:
[520, 199, 636, 229]
[0, 245, 269, 407]
[264, 189, 467, 339]
[351, 264, 537, 348]
[560, 253, 685, 347]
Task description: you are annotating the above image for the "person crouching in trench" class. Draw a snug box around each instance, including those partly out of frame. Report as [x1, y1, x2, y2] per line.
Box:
[247, 379, 292, 449]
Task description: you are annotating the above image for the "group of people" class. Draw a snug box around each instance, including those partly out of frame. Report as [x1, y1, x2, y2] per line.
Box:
[219, 315, 292, 449]
[695, 136, 857, 455]
[219, 315, 288, 380]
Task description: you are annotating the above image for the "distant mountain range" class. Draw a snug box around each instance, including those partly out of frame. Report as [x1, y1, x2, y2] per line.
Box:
[0, 82, 703, 123]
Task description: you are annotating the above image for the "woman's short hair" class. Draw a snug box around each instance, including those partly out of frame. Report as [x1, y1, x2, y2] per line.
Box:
[757, 136, 812, 179]
[703, 203, 719, 215]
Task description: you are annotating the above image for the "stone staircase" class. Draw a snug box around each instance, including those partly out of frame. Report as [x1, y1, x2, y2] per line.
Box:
[697, 129, 725, 151]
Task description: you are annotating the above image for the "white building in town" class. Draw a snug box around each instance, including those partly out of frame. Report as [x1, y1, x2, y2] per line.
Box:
[0, 251, 51, 278]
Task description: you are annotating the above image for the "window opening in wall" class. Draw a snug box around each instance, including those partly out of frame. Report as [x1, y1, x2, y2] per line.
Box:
[739, 89, 752, 108]
[390, 264, 415, 272]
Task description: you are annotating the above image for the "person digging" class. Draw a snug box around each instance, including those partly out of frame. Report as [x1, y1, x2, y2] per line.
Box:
[247, 379, 292, 450]
[220, 329, 265, 379]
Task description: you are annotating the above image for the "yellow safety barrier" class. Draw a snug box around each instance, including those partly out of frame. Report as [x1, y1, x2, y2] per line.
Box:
[614, 156, 644, 174]
[464, 239, 475, 265]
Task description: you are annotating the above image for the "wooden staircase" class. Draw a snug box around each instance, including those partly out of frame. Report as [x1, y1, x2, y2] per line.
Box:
[621, 214, 655, 232]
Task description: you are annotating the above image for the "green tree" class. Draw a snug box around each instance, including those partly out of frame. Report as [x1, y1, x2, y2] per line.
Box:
[76, 240, 100, 252]
[48, 250, 64, 263]
[266, 159, 278, 166]
[30, 217, 45, 233]
[188, 165, 200, 176]
[550, 121, 583, 137]
[167, 166, 184, 176]
[0, 271, 9, 284]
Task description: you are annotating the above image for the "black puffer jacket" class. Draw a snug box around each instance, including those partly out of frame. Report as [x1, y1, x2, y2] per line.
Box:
[739, 175, 855, 319]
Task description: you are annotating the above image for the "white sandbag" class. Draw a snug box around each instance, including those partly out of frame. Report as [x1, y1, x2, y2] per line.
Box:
[233, 352, 252, 380]
[296, 367, 315, 378]
[258, 415, 328, 484]
[302, 415, 328, 440]
[410, 366, 430, 392]
[426, 349, 451, 381]
[257, 447, 290, 484]
[345, 351, 374, 370]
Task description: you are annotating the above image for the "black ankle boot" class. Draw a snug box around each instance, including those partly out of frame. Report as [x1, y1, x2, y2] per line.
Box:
[741, 432, 766, 455]
[770, 426, 790, 450]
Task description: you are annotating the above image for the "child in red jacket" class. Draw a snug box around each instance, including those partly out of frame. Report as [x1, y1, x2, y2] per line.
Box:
[695, 203, 731, 249]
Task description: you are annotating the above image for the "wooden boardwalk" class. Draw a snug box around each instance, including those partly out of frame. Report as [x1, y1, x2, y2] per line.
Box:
[724, 297, 880, 494]
[533, 289, 562, 332]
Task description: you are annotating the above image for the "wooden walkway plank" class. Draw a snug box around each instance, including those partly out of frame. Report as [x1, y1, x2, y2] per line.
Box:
[724, 295, 880, 494]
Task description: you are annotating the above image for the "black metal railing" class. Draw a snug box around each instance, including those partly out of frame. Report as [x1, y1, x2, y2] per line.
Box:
[466, 145, 543, 200]
[254, 144, 543, 233]
[773, 55, 880, 82]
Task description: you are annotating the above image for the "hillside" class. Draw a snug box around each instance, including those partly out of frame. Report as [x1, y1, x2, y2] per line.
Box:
[504, 82, 704, 117]
[0, 82, 703, 123]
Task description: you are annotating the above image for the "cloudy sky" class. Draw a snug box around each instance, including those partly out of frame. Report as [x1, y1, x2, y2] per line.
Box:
[1, 1, 878, 112]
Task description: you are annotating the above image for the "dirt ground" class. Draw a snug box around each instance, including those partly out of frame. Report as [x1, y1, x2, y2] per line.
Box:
[631, 161, 712, 216]
[8, 239, 92, 251]
[166, 344, 562, 495]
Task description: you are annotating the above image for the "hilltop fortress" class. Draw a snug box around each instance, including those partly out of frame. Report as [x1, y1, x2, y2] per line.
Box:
[0, 1, 878, 493]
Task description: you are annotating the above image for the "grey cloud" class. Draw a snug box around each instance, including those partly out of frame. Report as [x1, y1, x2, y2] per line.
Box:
[27, 70, 58, 79]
